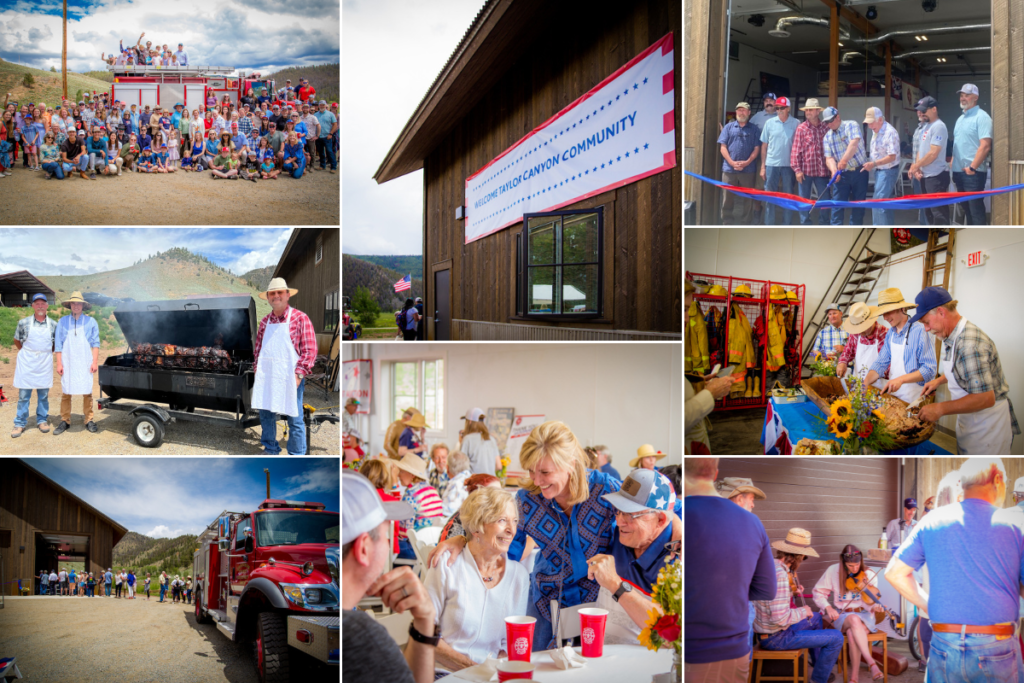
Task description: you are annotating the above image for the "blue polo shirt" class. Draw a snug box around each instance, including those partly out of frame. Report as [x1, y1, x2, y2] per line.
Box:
[611, 524, 674, 594]
[231, 134, 249, 151]
[313, 110, 336, 139]
[952, 106, 993, 173]
[600, 463, 622, 480]
[759, 115, 800, 168]
[717, 121, 761, 174]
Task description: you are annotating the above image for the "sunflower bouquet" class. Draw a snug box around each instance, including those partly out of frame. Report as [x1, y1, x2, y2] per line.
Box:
[639, 560, 682, 657]
[809, 351, 838, 377]
[496, 455, 512, 481]
[824, 375, 898, 453]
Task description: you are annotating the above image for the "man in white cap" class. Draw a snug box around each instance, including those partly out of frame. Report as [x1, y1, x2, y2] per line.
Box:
[861, 107, 901, 225]
[252, 278, 317, 454]
[342, 471, 438, 683]
[835, 302, 888, 390]
[1013, 476, 1024, 510]
[821, 106, 868, 226]
[952, 84, 992, 225]
[810, 304, 848, 361]
[791, 98, 831, 225]
[759, 96, 799, 225]
[717, 102, 761, 224]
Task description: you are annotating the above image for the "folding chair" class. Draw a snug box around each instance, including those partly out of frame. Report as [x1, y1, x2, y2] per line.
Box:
[377, 611, 413, 648]
[549, 600, 600, 647]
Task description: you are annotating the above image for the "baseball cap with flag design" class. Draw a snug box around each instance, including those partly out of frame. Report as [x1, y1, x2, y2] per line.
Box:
[601, 469, 676, 514]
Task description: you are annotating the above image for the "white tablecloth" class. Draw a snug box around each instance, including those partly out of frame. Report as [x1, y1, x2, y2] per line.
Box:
[438, 644, 673, 682]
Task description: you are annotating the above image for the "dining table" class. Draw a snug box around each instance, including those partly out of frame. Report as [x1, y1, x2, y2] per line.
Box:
[437, 644, 674, 682]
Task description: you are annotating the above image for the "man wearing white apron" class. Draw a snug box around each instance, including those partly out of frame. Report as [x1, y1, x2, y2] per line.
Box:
[914, 286, 1021, 454]
[836, 302, 889, 391]
[252, 278, 318, 455]
[864, 287, 937, 404]
[53, 292, 101, 435]
[11, 293, 58, 438]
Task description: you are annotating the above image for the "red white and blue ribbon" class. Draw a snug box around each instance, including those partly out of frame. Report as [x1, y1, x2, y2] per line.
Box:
[686, 170, 1024, 213]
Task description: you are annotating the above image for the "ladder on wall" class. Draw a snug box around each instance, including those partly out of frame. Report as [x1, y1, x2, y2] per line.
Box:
[922, 228, 955, 361]
[800, 228, 891, 371]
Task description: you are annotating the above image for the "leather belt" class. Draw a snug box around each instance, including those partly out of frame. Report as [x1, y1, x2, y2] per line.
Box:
[842, 608, 865, 613]
[930, 623, 1015, 636]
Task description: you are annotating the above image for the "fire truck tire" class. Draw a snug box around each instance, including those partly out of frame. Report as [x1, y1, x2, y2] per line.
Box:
[255, 611, 289, 683]
[194, 591, 211, 624]
[132, 414, 164, 448]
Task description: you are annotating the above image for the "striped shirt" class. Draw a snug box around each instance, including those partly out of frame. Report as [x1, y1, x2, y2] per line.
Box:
[811, 323, 849, 358]
[869, 320, 936, 384]
[942, 319, 1021, 436]
[753, 559, 807, 634]
[398, 481, 444, 541]
[823, 119, 868, 170]
[790, 119, 830, 178]
[869, 121, 901, 170]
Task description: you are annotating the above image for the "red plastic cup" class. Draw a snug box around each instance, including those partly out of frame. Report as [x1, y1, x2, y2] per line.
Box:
[505, 616, 536, 662]
[579, 607, 609, 657]
[496, 661, 535, 681]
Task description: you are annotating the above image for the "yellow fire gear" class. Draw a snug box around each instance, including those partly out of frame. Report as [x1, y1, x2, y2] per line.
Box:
[767, 304, 787, 371]
[727, 304, 755, 378]
[686, 301, 709, 374]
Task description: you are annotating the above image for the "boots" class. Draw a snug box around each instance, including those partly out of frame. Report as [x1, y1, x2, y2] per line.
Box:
[753, 377, 760, 397]
[743, 377, 753, 398]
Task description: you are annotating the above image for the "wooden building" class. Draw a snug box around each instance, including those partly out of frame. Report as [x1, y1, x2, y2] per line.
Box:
[0, 459, 128, 596]
[374, 0, 682, 340]
[272, 228, 340, 355]
[0, 271, 55, 307]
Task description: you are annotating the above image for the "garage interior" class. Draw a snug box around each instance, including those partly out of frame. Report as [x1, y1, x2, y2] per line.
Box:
[35, 533, 89, 577]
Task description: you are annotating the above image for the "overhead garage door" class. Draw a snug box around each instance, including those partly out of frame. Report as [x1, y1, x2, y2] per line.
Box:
[715, 458, 899, 595]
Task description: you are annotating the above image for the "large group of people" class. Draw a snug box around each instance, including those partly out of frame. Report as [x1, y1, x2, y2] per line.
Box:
[717, 86, 993, 225]
[35, 567, 193, 602]
[342, 417, 681, 683]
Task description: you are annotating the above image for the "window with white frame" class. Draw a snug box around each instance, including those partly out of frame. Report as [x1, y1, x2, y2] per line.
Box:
[389, 359, 444, 430]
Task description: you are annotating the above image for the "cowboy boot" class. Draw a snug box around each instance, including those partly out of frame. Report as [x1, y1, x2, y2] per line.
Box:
[744, 377, 753, 398]
[753, 377, 760, 397]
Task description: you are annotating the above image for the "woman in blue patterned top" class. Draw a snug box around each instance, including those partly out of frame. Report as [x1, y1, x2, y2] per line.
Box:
[429, 420, 680, 651]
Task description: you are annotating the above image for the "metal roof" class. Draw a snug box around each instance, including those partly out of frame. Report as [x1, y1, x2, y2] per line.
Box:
[0, 270, 55, 301]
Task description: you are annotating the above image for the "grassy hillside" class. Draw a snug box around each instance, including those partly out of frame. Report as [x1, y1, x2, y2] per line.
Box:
[0, 304, 124, 352]
[240, 265, 276, 293]
[113, 531, 198, 579]
[0, 58, 112, 108]
[343, 254, 424, 312]
[347, 254, 423, 281]
[265, 63, 338, 103]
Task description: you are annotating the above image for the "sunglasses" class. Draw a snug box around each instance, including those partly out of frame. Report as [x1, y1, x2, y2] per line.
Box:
[842, 553, 862, 561]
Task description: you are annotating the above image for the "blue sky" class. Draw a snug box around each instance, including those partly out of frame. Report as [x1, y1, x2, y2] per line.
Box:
[0, 0, 339, 74]
[25, 457, 339, 538]
[0, 227, 294, 277]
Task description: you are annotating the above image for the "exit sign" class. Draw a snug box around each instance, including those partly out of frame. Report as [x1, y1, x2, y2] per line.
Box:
[966, 251, 985, 268]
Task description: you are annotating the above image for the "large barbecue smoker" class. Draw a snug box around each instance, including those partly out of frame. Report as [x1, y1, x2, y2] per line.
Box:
[98, 294, 260, 447]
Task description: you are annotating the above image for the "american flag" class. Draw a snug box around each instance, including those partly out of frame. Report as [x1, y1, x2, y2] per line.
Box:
[394, 274, 412, 293]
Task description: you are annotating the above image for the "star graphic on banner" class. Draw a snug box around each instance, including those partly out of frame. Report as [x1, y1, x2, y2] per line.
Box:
[608, 100, 612, 106]
[617, 156, 621, 162]
[625, 152, 630, 158]
[585, 170, 589, 175]
[623, 89, 628, 96]
[580, 119, 583, 125]
[608, 159, 613, 165]
[644, 143, 649, 150]
[572, 123, 576, 128]
[594, 166, 598, 172]
[586, 115, 589, 120]
[352, 368, 359, 378]
[601, 163, 605, 169]
[643, 77, 648, 85]
[633, 83, 638, 89]
[635, 147, 639, 154]
[571, 175, 576, 180]
[600, 105, 604, 111]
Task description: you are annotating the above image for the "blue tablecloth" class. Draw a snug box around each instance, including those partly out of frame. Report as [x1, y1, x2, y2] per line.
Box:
[761, 400, 952, 455]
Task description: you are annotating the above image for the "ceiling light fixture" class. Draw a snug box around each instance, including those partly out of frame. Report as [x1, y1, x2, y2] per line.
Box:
[866, 6, 878, 20]
[922, 0, 937, 12]
[838, 42, 845, 47]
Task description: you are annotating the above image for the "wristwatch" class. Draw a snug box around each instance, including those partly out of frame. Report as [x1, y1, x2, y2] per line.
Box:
[408, 621, 441, 647]
[612, 581, 633, 603]
[969, 166, 977, 173]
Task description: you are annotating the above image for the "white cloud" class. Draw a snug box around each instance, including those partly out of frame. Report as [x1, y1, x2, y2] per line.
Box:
[145, 525, 186, 538]
[227, 228, 293, 275]
[279, 459, 341, 498]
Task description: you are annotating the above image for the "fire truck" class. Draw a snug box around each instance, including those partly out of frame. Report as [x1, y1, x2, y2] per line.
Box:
[106, 64, 276, 109]
[193, 498, 339, 683]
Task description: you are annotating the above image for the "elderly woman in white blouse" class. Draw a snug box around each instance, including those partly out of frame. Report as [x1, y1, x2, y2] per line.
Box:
[424, 486, 530, 672]
[812, 545, 885, 682]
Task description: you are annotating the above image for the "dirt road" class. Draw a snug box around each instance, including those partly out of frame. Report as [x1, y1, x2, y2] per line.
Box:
[0, 596, 335, 683]
[0, 164, 339, 225]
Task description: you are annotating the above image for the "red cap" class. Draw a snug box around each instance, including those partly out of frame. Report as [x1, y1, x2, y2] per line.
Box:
[776, 96, 791, 108]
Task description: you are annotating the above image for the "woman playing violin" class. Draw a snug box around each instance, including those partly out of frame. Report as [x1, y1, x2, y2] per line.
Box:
[812, 545, 885, 682]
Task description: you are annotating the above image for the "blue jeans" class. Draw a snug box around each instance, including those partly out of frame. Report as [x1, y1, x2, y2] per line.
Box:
[952, 170, 989, 225]
[105, 583, 111, 596]
[798, 176, 830, 224]
[316, 138, 336, 170]
[871, 166, 899, 225]
[159, 584, 166, 601]
[42, 161, 65, 179]
[912, 177, 929, 225]
[258, 378, 306, 454]
[760, 613, 844, 683]
[15, 388, 49, 429]
[764, 166, 797, 225]
[748, 602, 757, 661]
[397, 538, 415, 560]
[283, 159, 305, 179]
[927, 630, 1024, 683]
[829, 170, 868, 225]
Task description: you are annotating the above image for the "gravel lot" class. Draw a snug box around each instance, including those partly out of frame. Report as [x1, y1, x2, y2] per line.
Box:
[1, 350, 341, 455]
[0, 596, 336, 683]
[0, 163, 339, 225]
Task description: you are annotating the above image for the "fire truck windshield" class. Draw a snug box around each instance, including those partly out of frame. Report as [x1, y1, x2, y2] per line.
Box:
[255, 511, 339, 547]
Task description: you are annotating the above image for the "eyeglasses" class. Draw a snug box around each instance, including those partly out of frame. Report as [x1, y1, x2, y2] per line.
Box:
[615, 509, 656, 521]
[664, 540, 680, 554]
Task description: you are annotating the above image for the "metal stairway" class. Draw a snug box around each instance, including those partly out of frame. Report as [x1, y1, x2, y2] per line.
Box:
[800, 229, 891, 372]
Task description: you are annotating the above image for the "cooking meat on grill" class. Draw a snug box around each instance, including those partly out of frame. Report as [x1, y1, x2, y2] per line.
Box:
[133, 343, 230, 359]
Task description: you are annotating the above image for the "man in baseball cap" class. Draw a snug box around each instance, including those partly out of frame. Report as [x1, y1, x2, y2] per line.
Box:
[909, 95, 952, 224]
[885, 498, 918, 550]
[342, 471, 438, 683]
[821, 106, 869, 226]
[952, 83, 992, 225]
[343, 398, 362, 453]
[717, 102, 760, 224]
[758, 95, 798, 225]
[812, 304, 848, 360]
[861, 107, 901, 225]
[716, 477, 767, 512]
[750, 92, 777, 129]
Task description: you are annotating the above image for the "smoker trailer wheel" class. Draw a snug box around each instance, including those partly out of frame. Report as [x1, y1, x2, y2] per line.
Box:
[132, 413, 165, 448]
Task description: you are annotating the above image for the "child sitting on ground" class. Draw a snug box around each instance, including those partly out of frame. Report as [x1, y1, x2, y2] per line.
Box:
[260, 153, 279, 179]
[180, 145, 193, 171]
[137, 146, 156, 172]
[210, 146, 237, 179]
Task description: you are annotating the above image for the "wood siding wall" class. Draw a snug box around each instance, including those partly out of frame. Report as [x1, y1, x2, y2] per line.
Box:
[0, 460, 123, 595]
[992, 0, 1024, 224]
[277, 228, 340, 342]
[424, 0, 681, 337]
[716, 458, 899, 597]
[910, 458, 1024, 510]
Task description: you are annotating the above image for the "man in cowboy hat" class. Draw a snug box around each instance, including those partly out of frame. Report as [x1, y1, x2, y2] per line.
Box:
[252, 278, 318, 454]
[685, 458, 777, 682]
[398, 411, 429, 459]
[754, 528, 844, 683]
[810, 304, 848, 361]
[912, 287, 1019, 454]
[384, 407, 422, 458]
[11, 293, 57, 438]
[716, 477, 767, 513]
[791, 98, 831, 225]
[888, 458, 1024, 682]
[863, 288, 936, 404]
[631, 444, 667, 471]
[835, 302, 888, 390]
[392, 453, 444, 559]
[53, 292, 100, 435]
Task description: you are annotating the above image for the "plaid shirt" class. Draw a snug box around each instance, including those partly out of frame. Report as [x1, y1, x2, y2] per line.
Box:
[237, 116, 253, 137]
[253, 306, 318, 377]
[753, 559, 807, 634]
[13, 315, 57, 345]
[823, 120, 868, 171]
[790, 119, 830, 177]
[838, 323, 888, 367]
[869, 121, 901, 170]
[912, 121, 926, 160]
[943, 319, 1021, 436]
[811, 322, 849, 359]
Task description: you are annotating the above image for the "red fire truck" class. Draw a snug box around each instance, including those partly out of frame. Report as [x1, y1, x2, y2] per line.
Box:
[107, 65, 276, 109]
[193, 498, 338, 683]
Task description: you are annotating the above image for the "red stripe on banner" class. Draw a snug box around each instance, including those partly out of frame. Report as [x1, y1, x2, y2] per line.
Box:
[661, 32, 674, 56]
[663, 70, 674, 94]
[664, 151, 675, 168]
[663, 110, 674, 134]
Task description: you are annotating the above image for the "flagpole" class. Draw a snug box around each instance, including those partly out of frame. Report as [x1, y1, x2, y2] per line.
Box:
[62, 0, 67, 100]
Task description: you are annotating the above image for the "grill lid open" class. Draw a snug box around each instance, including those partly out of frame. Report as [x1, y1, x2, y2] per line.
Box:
[113, 295, 258, 353]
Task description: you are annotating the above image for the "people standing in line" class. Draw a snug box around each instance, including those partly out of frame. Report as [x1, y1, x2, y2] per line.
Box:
[759, 96, 799, 226]
[104, 568, 112, 597]
[400, 298, 420, 341]
[951, 84, 993, 225]
[115, 569, 122, 598]
[186, 576, 193, 604]
[790, 99, 832, 225]
[145, 573, 152, 600]
[39, 569, 49, 595]
[159, 571, 167, 602]
[908, 96, 951, 226]
[58, 567, 67, 596]
[821, 107, 868, 226]
[49, 569, 59, 596]
[861, 107, 901, 226]
[68, 568, 76, 596]
[717, 102, 761, 225]
[127, 570, 136, 599]
[910, 108, 930, 225]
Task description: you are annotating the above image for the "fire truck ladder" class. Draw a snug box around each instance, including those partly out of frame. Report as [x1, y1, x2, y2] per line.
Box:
[800, 228, 891, 373]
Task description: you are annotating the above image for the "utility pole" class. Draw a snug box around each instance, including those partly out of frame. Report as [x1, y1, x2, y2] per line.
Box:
[61, 0, 68, 100]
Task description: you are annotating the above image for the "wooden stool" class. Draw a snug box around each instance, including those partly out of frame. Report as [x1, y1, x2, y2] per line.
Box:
[838, 630, 887, 683]
[749, 643, 809, 683]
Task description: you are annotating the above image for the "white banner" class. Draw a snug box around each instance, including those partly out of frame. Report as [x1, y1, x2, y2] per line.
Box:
[506, 414, 546, 477]
[464, 33, 676, 244]
[342, 360, 372, 414]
